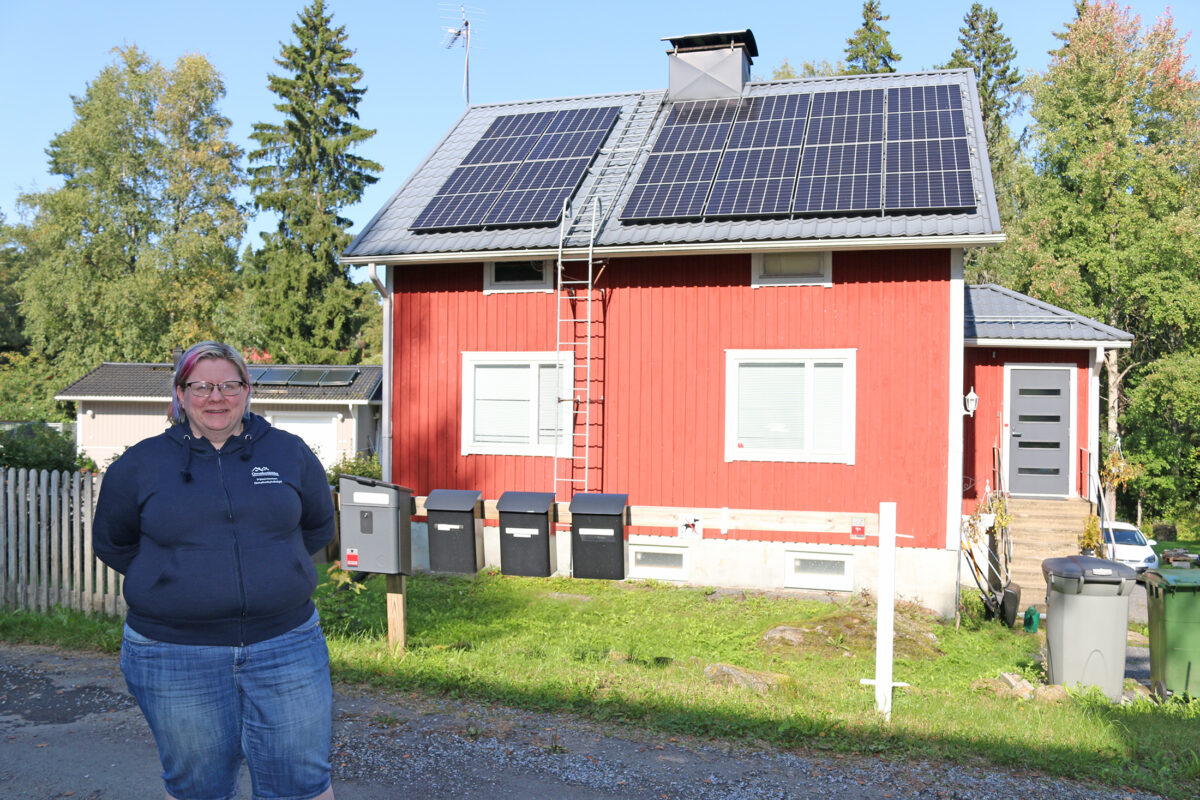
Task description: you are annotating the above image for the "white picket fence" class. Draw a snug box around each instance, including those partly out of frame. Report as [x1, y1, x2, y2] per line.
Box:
[0, 468, 125, 616]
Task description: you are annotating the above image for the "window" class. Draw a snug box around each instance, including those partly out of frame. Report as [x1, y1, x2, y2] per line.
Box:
[784, 550, 854, 592]
[751, 251, 831, 287]
[725, 349, 856, 463]
[627, 543, 688, 581]
[484, 260, 554, 293]
[461, 352, 572, 456]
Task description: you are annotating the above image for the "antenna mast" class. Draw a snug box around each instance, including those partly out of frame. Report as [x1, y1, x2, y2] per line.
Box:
[442, 5, 476, 105]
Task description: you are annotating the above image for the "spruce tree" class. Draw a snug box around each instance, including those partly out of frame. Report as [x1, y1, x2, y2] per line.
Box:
[944, 4, 1021, 158]
[246, 0, 381, 364]
[845, 1, 902, 74]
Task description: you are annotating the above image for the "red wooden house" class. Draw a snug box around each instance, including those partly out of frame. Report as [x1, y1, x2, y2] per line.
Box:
[342, 31, 1131, 614]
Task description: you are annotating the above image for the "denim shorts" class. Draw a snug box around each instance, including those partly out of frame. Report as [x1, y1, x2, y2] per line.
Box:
[120, 610, 332, 800]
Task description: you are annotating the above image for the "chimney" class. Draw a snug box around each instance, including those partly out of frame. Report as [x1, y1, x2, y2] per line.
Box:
[662, 30, 758, 101]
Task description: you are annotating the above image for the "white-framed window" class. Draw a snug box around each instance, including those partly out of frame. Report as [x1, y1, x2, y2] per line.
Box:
[484, 260, 554, 293]
[627, 543, 689, 581]
[461, 352, 572, 457]
[784, 549, 854, 592]
[751, 251, 832, 288]
[725, 349, 856, 463]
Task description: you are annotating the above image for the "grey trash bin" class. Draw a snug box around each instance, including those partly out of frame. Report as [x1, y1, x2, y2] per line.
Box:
[569, 493, 628, 580]
[338, 475, 415, 575]
[425, 489, 484, 574]
[497, 491, 557, 577]
[1042, 555, 1138, 700]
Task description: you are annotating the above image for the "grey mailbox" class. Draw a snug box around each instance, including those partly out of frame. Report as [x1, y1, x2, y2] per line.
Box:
[425, 489, 484, 574]
[338, 475, 414, 574]
[569, 493, 628, 581]
[497, 491, 556, 577]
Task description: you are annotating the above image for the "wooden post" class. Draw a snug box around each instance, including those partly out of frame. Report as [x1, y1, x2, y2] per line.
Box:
[385, 573, 406, 652]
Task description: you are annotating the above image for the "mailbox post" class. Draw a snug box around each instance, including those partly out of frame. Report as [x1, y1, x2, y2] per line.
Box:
[337, 474, 415, 650]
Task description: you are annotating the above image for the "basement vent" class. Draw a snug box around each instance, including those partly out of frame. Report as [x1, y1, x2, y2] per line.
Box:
[628, 543, 689, 581]
[784, 550, 853, 592]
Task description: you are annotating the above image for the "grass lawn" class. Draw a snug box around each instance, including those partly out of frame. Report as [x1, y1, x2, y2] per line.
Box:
[3, 567, 1199, 798]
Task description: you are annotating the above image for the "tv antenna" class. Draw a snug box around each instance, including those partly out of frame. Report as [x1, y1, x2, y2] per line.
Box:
[441, 5, 482, 105]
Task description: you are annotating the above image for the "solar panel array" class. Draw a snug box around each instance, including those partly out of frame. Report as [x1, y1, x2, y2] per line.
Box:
[247, 367, 360, 387]
[411, 106, 621, 231]
[619, 83, 976, 223]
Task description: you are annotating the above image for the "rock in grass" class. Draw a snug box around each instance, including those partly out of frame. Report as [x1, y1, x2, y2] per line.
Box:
[703, 663, 789, 694]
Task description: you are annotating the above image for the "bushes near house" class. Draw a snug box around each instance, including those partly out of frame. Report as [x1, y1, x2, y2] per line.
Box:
[0, 423, 90, 472]
[326, 450, 381, 485]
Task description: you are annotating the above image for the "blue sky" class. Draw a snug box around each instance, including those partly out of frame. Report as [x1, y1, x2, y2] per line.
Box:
[2, 0, 1198, 246]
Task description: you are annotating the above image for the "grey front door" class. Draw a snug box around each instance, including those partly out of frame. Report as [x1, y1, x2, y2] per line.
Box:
[1008, 368, 1071, 496]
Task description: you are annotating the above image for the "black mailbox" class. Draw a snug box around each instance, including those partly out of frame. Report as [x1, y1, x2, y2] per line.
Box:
[425, 489, 484, 574]
[569, 493, 628, 580]
[338, 475, 414, 574]
[497, 491, 557, 577]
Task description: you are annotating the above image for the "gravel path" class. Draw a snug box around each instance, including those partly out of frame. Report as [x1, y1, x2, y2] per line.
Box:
[0, 642, 1168, 800]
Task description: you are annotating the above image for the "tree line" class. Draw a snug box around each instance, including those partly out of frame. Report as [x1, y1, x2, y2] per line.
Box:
[2, 1, 1198, 530]
[0, 0, 381, 422]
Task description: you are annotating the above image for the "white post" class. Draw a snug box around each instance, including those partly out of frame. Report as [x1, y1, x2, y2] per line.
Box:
[860, 502, 908, 721]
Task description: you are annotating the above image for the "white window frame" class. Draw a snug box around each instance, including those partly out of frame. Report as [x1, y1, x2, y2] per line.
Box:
[484, 260, 554, 294]
[784, 549, 854, 592]
[724, 349, 856, 464]
[461, 351, 572, 457]
[627, 542, 689, 581]
[751, 251, 832, 288]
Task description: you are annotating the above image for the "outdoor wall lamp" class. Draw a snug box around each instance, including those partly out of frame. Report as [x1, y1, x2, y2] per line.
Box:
[963, 387, 979, 417]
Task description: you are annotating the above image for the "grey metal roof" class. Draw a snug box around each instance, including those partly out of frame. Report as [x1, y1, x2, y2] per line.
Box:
[965, 284, 1133, 345]
[343, 69, 1002, 263]
[56, 362, 384, 403]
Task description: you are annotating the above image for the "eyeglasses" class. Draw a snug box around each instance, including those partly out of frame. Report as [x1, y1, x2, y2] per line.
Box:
[185, 380, 247, 398]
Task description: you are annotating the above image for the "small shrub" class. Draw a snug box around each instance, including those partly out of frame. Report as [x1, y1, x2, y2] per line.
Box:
[326, 450, 382, 485]
[0, 424, 78, 472]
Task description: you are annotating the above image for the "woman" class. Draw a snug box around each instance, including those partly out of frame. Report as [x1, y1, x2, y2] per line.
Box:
[93, 341, 337, 800]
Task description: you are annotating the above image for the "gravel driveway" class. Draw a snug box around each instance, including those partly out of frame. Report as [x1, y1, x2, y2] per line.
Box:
[0, 641, 1167, 800]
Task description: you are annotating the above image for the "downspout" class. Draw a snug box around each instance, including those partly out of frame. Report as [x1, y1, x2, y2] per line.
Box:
[368, 263, 392, 483]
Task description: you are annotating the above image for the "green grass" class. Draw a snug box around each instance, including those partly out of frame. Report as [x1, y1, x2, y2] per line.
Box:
[4, 568, 1200, 798]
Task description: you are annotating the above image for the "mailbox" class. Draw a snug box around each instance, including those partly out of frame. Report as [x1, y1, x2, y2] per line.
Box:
[497, 491, 557, 577]
[338, 475, 414, 574]
[425, 489, 484, 574]
[569, 493, 628, 580]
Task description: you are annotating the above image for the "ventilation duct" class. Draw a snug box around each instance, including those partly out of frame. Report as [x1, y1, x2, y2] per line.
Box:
[663, 29, 758, 101]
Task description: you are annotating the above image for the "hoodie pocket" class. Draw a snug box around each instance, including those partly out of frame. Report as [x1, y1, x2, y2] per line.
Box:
[123, 547, 242, 622]
[240, 538, 319, 618]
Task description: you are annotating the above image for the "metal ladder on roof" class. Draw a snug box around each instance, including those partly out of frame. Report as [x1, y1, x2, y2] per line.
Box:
[552, 92, 665, 500]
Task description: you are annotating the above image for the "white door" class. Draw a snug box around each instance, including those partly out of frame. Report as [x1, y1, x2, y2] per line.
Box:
[269, 413, 339, 468]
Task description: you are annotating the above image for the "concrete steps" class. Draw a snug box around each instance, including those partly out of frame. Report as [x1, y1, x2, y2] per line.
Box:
[1006, 497, 1092, 610]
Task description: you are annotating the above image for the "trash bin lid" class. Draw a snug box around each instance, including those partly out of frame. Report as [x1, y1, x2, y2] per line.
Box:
[1041, 555, 1137, 584]
[496, 491, 556, 514]
[1142, 566, 1200, 591]
[424, 489, 482, 512]
[338, 474, 414, 502]
[568, 493, 629, 515]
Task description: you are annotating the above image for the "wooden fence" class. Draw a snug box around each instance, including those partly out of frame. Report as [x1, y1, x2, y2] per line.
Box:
[1, 468, 125, 616]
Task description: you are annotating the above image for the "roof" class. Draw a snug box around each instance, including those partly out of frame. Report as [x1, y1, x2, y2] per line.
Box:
[964, 284, 1133, 346]
[343, 67, 1003, 265]
[55, 362, 384, 404]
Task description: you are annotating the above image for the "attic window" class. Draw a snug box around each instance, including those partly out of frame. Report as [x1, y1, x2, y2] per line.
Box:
[484, 260, 553, 293]
[751, 252, 831, 288]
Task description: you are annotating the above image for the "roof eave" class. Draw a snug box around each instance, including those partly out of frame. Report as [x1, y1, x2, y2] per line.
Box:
[342, 233, 1008, 266]
[966, 338, 1133, 349]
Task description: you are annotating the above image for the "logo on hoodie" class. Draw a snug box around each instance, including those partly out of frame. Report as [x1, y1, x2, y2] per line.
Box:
[251, 466, 282, 486]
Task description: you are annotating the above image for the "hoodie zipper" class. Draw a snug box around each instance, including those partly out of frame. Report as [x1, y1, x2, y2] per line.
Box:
[216, 451, 248, 646]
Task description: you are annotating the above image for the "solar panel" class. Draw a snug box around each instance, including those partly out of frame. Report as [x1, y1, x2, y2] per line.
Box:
[247, 366, 268, 383]
[705, 94, 810, 218]
[884, 85, 974, 211]
[794, 89, 885, 214]
[411, 106, 620, 232]
[318, 368, 358, 387]
[256, 367, 295, 385]
[289, 368, 328, 386]
[619, 99, 740, 222]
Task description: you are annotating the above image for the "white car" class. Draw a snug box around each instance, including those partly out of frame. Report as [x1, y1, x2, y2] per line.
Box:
[1102, 521, 1159, 573]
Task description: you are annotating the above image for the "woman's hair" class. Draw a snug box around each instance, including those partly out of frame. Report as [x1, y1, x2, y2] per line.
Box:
[169, 341, 253, 425]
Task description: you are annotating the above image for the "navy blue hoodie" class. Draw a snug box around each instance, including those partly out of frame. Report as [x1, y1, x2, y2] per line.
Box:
[93, 413, 335, 646]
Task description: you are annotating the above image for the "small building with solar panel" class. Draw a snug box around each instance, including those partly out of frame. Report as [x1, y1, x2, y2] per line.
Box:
[342, 31, 1131, 615]
[56, 362, 382, 470]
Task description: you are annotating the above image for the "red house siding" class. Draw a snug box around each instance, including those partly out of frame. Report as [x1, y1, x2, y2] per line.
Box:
[391, 249, 952, 548]
[962, 347, 1090, 510]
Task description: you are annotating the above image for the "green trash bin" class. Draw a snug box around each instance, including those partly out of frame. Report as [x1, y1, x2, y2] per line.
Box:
[1142, 567, 1200, 698]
